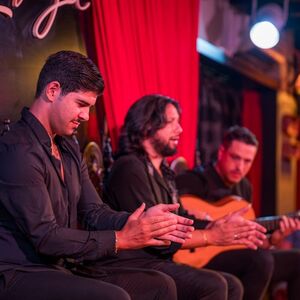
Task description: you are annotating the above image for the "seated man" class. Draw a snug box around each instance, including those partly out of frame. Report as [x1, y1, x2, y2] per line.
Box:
[176, 125, 300, 300]
[0, 50, 196, 300]
[104, 94, 267, 300]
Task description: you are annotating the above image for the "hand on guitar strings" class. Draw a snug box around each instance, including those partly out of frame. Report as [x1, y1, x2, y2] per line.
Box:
[268, 216, 300, 247]
[205, 204, 267, 249]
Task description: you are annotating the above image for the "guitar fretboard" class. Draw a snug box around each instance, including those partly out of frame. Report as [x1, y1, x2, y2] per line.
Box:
[256, 212, 300, 233]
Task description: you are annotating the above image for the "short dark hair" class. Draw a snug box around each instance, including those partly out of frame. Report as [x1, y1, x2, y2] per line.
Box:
[222, 125, 259, 149]
[35, 50, 104, 98]
[118, 94, 181, 156]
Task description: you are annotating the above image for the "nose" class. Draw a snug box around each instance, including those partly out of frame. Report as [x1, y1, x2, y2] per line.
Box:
[235, 160, 244, 172]
[78, 109, 89, 122]
[176, 123, 183, 134]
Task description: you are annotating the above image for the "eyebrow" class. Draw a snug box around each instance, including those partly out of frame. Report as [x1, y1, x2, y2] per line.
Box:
[77, 99, 93, 107]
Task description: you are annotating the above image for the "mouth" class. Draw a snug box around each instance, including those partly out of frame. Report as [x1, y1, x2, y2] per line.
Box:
[231, 171, 242, 178]
[170, 137, 180, 145]
[71, 120, 80, 127]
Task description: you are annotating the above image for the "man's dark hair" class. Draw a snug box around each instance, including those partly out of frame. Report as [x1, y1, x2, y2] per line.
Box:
[222, 125, 259, 149]
[35, 50, 104, 98]
[118, 94, 181, 156]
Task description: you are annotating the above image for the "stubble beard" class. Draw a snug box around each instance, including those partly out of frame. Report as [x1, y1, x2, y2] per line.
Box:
[151, 136, 177, 157]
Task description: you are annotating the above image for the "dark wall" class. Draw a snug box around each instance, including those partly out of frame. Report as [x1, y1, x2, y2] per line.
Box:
[0, 0, 86, 122]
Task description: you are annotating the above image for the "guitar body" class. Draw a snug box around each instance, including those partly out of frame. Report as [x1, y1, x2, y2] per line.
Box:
[173, 195, 256, 268]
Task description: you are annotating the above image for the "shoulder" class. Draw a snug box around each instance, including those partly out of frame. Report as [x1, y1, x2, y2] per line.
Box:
[176, 169, 203, 184]
[112, 154, 145, 173]
[175, 169, 207, 196]
[0, 124, 45, 184]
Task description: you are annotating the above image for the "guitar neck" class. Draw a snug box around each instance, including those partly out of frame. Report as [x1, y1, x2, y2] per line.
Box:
[256, 212, 300, 233]
[256, 216, 281, 233]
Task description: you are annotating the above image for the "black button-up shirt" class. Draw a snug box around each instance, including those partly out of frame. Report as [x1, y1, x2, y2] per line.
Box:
[0, 108, 129, 273]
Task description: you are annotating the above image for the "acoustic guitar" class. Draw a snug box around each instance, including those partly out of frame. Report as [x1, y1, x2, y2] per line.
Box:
[173, 195, 300, 268]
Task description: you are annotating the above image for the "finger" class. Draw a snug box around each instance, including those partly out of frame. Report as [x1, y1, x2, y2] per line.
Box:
[238, 225, 267, 237]
[295, 219, 300, 229]
[233, 219, 266, 233]
[238, 238, 259, 250]
[175, 223, 195, 233]
[145, 214, 177, 225]
[130, 203, 146, 220]
[156, 203, 180, 213]
[288, 218, 296, 229]
[144, 218, 178, 231]
[279, 218, 288, 233]
[243, 220, 266, 233]
[176, 215, 194, 225]
[148, 222, 180, 237]
[160, 234, 187, 244]
[230, 204, 251, 218]
[247, 230, 267, 242]
[145, 238, 172, 247]
[158, 231, 193, 243]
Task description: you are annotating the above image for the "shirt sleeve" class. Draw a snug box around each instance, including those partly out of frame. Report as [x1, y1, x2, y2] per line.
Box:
[77, 157, 129, 231]
[0, 145, 125, 262]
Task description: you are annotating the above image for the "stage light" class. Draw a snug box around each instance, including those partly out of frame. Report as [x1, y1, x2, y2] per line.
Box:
[249, 0, 289, 49]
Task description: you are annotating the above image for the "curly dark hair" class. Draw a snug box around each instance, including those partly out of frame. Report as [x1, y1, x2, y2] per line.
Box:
[35, 50, 104, 98]
[222, 125, 259, 149]
[118, 94, 181, 156]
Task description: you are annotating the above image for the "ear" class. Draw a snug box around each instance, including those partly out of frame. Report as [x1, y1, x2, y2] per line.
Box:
[218, 145, 225, 159]
[45, 81, 61, 102]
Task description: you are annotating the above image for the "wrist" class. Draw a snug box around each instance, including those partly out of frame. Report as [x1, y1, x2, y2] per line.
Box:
[114, 231, 119, 254]
[203, 230, 212, 246]
[202, 231, 208, 246]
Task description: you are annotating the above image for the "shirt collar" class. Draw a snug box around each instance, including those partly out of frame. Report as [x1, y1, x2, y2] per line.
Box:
[21, 107, 52, 149]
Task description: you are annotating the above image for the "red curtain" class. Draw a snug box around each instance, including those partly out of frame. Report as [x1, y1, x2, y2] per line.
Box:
[242, 90, 262, 216]
[86, 0, 199, 167]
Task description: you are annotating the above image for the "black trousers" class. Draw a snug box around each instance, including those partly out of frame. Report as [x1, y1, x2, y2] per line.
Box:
[204, 248, 274, 300]
[271, 249, 300, 300]
[0, 266, 177, 300]
[96, 257, 244, 300]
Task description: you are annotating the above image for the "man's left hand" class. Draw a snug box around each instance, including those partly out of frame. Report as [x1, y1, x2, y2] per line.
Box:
[270, 216, 300, 246]
[145, 203, 194, 244]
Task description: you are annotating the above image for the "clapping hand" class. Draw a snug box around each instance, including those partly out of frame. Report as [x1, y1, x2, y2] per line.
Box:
[206, 205, 267, 249]
[116, 203, 194, 250]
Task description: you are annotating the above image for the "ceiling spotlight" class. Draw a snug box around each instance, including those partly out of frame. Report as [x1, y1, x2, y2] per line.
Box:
[249, 0, 289, 49]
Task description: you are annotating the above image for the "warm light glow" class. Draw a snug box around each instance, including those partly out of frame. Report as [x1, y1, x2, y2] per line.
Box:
[250, 21, 280, 49]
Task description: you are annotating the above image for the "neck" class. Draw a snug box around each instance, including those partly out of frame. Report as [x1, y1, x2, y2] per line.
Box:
[30, 98, 55, 139]
[214, 162, 234, 187]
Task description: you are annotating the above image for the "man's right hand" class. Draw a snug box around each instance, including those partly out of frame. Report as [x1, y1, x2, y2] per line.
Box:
[205, 205, 267, 249]
[116, 203, 194, 250]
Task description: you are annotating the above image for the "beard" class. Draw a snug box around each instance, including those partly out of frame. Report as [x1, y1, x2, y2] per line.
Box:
[150, 136, 178, 157]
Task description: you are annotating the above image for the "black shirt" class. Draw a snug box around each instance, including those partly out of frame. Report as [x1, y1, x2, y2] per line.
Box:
[104, 153, 209, 260]
[175, 164, 252, 203]
[0, 108, 129, 273]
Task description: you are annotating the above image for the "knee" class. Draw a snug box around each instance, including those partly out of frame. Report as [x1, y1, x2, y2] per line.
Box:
[147, 270, 177, 300]
[86, 284, 131, 300]
[226, 273, 244, 300]
[199, 271, 229, 299]
[252, 249, 274, 277]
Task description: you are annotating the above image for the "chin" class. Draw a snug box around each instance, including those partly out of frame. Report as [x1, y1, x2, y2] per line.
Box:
[229, 178, 241, 185]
